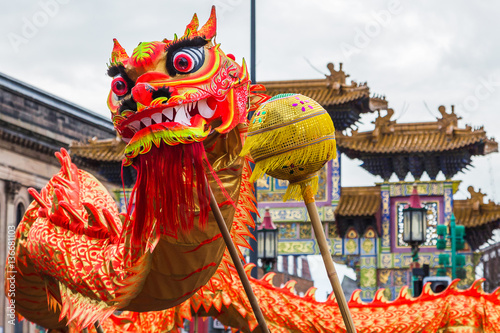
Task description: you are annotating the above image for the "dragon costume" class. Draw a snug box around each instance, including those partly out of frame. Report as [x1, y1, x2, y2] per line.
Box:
[6, 6, 259, 331]
[6, 6, 500, 333]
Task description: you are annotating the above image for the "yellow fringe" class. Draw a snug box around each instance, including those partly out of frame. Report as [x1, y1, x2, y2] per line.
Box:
[283, 176, 319, 202]
[248, 138, 336, 183]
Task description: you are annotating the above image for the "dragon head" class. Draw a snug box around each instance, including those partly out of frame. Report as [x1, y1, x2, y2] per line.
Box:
[107, 6, 250, 165]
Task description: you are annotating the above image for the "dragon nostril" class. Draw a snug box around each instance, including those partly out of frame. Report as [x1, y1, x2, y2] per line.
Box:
[151, 86, 173, 101]
[131, 83, 154, 108]
[118, 97, 138, 113]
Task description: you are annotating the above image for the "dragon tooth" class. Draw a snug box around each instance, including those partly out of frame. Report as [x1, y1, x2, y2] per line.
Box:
[142, 117, 152, 127]
[129, 120, 141, 132]
[162, 107, 174, 121]
[198, 99, 216, 118]
[151, 113, 162, 124]
[174, 105, 191, 126]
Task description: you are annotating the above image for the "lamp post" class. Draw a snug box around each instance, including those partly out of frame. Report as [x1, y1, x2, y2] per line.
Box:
[257, 208, 278, 274]
[403, 186, 427, 296]
[248, 0, 259, 279]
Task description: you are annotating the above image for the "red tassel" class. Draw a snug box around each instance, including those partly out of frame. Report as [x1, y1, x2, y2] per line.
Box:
[128, 142, 209, 246]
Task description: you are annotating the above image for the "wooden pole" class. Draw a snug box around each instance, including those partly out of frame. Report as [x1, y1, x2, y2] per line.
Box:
[94, 320, 105, 333]
[208, 187, 270, 333]
[302, 184, 357, 333]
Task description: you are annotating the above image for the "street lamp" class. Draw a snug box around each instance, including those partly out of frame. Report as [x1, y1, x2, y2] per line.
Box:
[257, 208, 278, 273]
[403, 185, 427, 296]
[403, 186, 427, 261]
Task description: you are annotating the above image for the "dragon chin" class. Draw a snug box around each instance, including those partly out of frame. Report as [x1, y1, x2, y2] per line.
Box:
[123, 115, 211, 166]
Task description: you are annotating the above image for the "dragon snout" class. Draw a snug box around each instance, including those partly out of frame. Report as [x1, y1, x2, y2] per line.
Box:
[131, 82, 155, 107]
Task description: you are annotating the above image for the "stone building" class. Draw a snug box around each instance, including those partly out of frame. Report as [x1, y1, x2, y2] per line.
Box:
[0, 72, 115, 333]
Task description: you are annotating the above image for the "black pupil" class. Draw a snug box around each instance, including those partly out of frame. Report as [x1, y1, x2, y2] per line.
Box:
[115, 80, 126, 91]
[177, 57, 189, 70]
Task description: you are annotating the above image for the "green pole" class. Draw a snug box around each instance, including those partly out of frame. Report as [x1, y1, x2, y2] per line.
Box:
[450, 214, 456, 279]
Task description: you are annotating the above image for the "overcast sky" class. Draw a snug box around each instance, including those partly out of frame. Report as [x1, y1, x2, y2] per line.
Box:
[2, 0, 500, 300]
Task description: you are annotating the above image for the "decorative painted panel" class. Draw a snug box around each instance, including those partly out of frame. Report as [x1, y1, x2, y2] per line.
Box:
[377, 269, 410, 301]
[328, 223, 339, 238]
[331, 155, 341, 204]
[344, 232, 359, 255]
[444, 182, 454, 223]
[360, 255, 377, 302]
[380, 253, 393, 268]
[278, 240, 316, 255]
[376, 252, 472, 270]
[257, 163, 329, 205]
[396, 201, 439, 247]
[331, 237, 343, 255]
[360, 289, 376, 301]
[255, 176, 271, 192]
[390, 196, 444, 253]
[324, 206, 335, 221]
[299, 223, 312, 239]
[381, 185, 391, 251]
[361, 238, 376, 255]
[274, 178, 289, 191]
[389, 182, 444, 197]
[260, 207, 335, 223]
[278, 223, 298, 239]
[267, 208, 306, 222]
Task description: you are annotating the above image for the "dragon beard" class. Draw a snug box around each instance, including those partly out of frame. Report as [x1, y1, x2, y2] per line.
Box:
[129, 142, 209, 246]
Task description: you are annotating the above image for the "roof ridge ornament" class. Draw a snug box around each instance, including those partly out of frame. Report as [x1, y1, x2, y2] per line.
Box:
[326, 62, 349, 86]
[467, 186, 486, 212]
[372, 108, 395, 142]
[437, 105, 460, 135]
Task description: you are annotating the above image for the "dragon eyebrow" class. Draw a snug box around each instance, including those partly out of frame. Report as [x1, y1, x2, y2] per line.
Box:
[164, 36, 208, 53]
[107, 65, 121, 77]
[107, 65, 133, 83]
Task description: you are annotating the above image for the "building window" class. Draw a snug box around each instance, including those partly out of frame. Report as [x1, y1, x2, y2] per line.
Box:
[297, 257, 303, 278]
[397, 201, 438, 247]
[277, 255, 283, 272]
[16, 202, 25, 227]
[288, 256, 294, 275]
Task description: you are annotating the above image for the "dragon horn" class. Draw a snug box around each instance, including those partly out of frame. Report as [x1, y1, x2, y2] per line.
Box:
[198, 5, 216, 40]
[111, 38, 129, 65]
[184, 13, 199, 36]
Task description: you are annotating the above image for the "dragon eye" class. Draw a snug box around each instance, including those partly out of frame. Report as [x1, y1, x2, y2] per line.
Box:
[111, 76, 128, 96]
[173, 52, 194, 73]
[169, 46, 205, 75]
